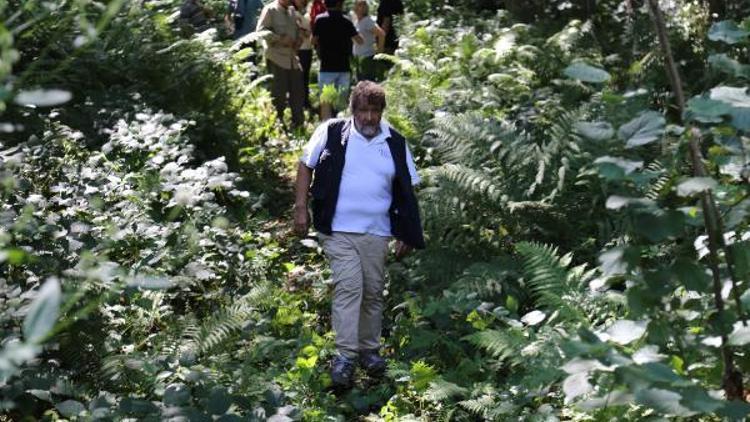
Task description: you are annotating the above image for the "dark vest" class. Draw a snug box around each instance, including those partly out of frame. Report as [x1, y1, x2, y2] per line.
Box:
[310, 119, 425, 249]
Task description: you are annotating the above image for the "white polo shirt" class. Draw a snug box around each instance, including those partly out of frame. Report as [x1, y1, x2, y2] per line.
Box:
[300, 118, 420, 237]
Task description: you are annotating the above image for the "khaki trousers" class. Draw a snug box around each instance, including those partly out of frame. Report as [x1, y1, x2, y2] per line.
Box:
[266, 60, 304, 128]
[319, 232, 390, 359]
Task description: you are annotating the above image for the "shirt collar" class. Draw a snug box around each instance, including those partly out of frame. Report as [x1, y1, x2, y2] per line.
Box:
[349, 117, 391, 144]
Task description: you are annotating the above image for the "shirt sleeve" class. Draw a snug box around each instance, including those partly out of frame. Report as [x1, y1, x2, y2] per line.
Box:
[256, 5, 284, 45]
[405, 143, 421, 186]
[256, 5, 270, 31]
[300, 122, 329, 168]
[348, 20, 358, 38]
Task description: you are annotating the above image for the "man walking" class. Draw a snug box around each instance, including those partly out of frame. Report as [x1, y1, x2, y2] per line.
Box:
[257, 0, 305, 129]
[293, 81, 425, 389]
[312, 0, 363, 120]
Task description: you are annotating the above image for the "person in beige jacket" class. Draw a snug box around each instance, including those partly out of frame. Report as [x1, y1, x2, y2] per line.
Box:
[257, 0, 305, 129]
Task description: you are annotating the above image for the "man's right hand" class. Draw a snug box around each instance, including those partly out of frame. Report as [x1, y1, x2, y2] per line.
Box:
[293, 204, 309, 236]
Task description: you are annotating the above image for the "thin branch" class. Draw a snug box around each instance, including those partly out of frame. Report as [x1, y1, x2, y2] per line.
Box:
[647, 0, 745, 401]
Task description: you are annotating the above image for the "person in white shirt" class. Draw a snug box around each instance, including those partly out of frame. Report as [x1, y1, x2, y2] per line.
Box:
[352, 0, 385, 82]
[294, 81, 424, 389]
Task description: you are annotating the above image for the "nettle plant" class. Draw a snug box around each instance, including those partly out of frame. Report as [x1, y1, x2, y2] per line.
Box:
[0, 104, 286, 418]
[555, 18, 750, 419]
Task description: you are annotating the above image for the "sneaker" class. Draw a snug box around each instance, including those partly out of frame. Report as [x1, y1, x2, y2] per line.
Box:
[359, 349, 386, 377]
[330, 355, 356, 388]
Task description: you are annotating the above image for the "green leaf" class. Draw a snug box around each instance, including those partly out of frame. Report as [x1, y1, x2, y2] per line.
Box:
[627, 362, 693, 386]
[14, 89, 73, 107]
[633, 209, 685, 242]
[574, 121, 614, 141]
[680, 387, 724, 413]
[118, 397, 159, 416]
[676, 177, 717, 197]
[410, 360, 437, 392]
[619, 111, 666, 148]
[205, 387, 232, 415]
[710, 86, 750, 107]
[562, 372, 592, 403]
[506, 295, 519, 313]
[564, 62, 611, 83]
[163, 383, 191, 406]
[520, 310, 546, 326]
[562, 358, 607, 374]
[579, 390, 634, 410]
[741, 289, 750, 312]
[606, 196, 654, 210]
[599, 247, 631, 276]
[0, 248, 28, 265]
[729, 242, 750, 280]
[710, 86, 750, 130]
[594, 156, 643, 180]
[727, 322, 750, 346]
[23, 278, 61, 344]
[56, 400, 85, 417]
[686, 96, 732, 123]
[26, 389, 53, 402]
[632, 345, 665, 364]
[708, 21, 750, 44]
[717, 400, 750, 420]
[708, 54, 750, 79]
[127, 275, 174, 290]
[635, 388, 696, 417]
[602, 319, 647, 345]
[672, 258, 710, 292]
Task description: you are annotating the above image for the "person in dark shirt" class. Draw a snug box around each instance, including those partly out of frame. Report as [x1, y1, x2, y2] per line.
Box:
[376, 0, 404, 54]
[312, 0, 363, 120]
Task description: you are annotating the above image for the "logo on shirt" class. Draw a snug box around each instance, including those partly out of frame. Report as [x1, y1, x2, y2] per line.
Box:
[378, 147, 388, 159]
[319, 148, 331, 163]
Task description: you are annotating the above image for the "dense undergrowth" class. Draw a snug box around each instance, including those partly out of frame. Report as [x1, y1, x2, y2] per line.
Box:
[3, 0, 750, 420]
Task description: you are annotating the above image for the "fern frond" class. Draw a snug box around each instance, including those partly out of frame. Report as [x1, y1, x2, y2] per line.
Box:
[181, 283, 269, 355]
[644, 160, 670, 200]
[464, 329, 525, 366]
[435, 164, 504, 203]
[458, 395, 497, 419]
[515, 241, 587, 322]
[426, 379, 469, 402]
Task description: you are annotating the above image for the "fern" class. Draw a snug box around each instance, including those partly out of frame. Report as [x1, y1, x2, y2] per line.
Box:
[515, 241, 588, 322]
[458, 394, 497, 419]
[434, 164, 504, 204]
[182, 283, 270, 355]
[516, 241, 624, 325]
[644, 160, 671, 200]
[463, 329, 526, 367]
[426, 379, 469, 402]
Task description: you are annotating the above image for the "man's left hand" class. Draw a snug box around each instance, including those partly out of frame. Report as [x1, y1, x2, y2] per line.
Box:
[394, 240, 413, 260]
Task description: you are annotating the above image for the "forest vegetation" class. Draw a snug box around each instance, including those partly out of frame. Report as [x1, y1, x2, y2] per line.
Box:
[3, 0, 750, 420]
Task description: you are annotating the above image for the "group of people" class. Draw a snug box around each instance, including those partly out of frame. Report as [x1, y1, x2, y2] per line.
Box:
[182, 0, 420, 392]
[253, 0, 404, 128]
[180, 0, 404, 128]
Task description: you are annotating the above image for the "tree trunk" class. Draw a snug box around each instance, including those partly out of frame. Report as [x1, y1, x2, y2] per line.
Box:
[582, 0, 597, 20]
[504, 0, 536, 23]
